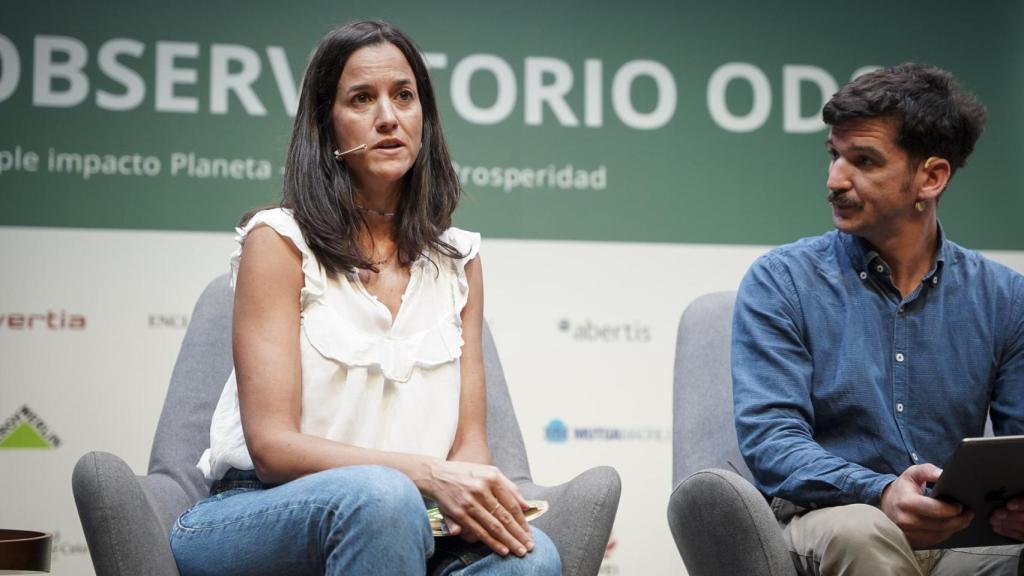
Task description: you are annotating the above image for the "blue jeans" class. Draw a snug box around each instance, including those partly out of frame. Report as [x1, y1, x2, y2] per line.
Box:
[170, 465, 561, 576]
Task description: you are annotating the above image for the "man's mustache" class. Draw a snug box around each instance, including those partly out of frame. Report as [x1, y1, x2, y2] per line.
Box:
[827, 191, 862, 209]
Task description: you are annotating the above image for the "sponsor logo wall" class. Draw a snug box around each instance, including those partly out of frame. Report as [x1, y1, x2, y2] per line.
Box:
[2, 2, 1023, 574]
[0, 227, 236, 575]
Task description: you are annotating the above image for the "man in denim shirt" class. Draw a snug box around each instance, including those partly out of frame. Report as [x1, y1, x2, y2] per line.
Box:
[733, 63, 1024, 575]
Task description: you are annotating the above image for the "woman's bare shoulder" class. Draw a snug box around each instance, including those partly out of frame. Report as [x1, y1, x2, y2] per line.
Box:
[237, 225, 304, 288]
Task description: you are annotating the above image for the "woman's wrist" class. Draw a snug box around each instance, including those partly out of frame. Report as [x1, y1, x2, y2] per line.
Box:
[411, 456, 444, 495]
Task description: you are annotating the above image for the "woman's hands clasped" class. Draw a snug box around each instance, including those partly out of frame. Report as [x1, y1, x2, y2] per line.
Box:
[426, 461, 535, 557]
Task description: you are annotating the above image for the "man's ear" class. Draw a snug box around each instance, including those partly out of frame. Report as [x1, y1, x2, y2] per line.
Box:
[918, 156, 951, 202]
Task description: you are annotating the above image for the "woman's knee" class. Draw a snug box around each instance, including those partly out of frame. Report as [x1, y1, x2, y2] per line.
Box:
[307, 466, 433, 562]
[304, 465, 422, 508]
[300, 466, 429, 534]
[343, 465, 421, 508]
[516, 528, 561, 576]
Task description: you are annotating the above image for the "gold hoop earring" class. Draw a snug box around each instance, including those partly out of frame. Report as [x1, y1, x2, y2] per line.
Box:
[914, 201, 926, 213]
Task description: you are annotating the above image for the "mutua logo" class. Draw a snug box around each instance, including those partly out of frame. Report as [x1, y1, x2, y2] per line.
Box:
[544, 419, 568, 443]
[0, 405, 61, 449]
[0, 310, 86, 330]
[557, 318, 651, 343]
[543, 419, 670, 444]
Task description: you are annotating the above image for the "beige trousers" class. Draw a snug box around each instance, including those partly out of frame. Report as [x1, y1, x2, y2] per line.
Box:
[782, 503, 1022, 576]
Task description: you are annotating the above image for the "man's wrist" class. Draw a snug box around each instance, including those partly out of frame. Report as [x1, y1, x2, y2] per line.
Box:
[866, 473, 900, 506]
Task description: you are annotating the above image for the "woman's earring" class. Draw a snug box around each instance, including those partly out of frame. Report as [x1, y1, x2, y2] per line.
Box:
[915, 201, 926, 213]
[333, 149, 343, 162]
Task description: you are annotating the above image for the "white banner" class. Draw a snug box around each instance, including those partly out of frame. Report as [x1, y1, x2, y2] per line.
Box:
[3, 227, 1024, 574]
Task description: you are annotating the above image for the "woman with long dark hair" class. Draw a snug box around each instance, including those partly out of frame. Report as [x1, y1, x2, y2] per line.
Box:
[169, 20, 560, 575]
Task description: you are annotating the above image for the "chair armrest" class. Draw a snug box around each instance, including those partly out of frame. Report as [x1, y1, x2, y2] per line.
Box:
[72, 452, 181, 576]
[519, 466, 621, 576]
[667, 468, 796, 576]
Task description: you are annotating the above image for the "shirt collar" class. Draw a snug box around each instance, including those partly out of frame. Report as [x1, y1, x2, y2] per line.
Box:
[840, 221, 951, 280]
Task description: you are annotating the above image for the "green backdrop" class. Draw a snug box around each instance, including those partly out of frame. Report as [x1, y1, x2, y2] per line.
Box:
[2, 0, 1022, 248]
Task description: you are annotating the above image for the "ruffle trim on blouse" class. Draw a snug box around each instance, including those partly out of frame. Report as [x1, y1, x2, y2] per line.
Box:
[441, 228, 481, 317]
[302, 302, 465, 383]
[229, 208, 325, 307]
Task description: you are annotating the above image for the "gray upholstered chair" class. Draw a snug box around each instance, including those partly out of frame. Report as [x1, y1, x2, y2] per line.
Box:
[73, 274, 621, 576]
[666, 291, 797, 576]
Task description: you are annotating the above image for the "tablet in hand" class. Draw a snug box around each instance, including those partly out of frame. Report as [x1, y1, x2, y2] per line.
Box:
[925, 435, 1024, 549]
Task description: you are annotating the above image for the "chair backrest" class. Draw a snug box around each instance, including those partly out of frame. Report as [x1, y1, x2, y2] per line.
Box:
[145, 274, 533, 526]
[147, 275, 235, 518]
[672, 291, 754, 488]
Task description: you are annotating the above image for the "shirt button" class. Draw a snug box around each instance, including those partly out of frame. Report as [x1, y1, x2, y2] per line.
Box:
[895, 352, 905, 362]
[912, 453, 919, 462]
[898, 306, 904, 314]
[896, 403, 905, 413]
[859, 271, 868, 280]
[875, 264, 884, 273]
[932, 276, 939, 285]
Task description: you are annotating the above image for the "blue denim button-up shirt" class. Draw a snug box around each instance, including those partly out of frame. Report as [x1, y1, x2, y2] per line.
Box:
[732, 228, 1024, 507]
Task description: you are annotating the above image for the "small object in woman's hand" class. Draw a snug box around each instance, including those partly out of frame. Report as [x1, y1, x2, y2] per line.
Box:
[429, 500, 549, 537]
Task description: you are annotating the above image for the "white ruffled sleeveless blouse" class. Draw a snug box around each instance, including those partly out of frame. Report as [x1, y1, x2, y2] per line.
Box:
[198, 208, 480, 481]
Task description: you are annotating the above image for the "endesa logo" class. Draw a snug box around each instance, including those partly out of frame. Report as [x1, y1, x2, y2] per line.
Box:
[600, 532, 620, 574]
[557, 318, 651, 343]
[544, 419, 670, 444]
[0, 310, 85, 330]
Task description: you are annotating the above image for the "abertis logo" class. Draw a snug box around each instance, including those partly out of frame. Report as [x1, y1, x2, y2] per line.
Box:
[557, 318, 651, 343]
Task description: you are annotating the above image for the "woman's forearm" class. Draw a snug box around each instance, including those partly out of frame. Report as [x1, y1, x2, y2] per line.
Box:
[447, 436, 492, 466]
[248, 428, 441, 491]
